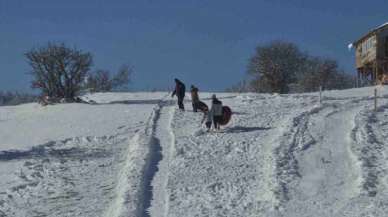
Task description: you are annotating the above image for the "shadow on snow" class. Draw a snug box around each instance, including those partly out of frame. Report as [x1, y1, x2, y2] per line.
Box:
[225, 126, 271, 133]
[141, 137, 163, 217]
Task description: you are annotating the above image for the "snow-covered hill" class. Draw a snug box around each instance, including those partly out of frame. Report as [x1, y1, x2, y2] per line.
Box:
[1, 87, 388, 217]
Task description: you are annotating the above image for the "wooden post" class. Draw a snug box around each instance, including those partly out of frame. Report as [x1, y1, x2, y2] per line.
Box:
[354, 77, 357, 88]
[374, 87, 378, 111]
[361, 67, 365, 87]
[375, 61, 379, 85]
[375, 62, 378, 85]
[319, 86, 322, 105]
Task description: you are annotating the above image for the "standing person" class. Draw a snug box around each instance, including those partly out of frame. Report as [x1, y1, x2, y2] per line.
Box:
[198, 102, 212, 131]
[190, 85, 200, 112]
[171, 78, 186, 110]
[202, 110, 212, 131]
[210, 94, 223, 130]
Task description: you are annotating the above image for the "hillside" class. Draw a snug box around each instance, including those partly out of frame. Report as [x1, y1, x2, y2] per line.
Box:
[1, 87, 388, 217]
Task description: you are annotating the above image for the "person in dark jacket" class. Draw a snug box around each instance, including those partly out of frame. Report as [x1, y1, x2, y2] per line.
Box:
[190, 85, 200, 112]
[171, 78, 186, 110]
[210, 94, 223, 130]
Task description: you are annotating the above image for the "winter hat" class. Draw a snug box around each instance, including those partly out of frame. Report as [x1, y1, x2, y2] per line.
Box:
[212, 94, 216, 99]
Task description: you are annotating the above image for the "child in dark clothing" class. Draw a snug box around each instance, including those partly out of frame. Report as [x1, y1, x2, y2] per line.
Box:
[201, 94, 223, 131]
[210, 94, 223, 130]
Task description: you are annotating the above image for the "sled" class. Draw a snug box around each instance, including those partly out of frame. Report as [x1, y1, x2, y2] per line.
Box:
[219, 106, 232, 125]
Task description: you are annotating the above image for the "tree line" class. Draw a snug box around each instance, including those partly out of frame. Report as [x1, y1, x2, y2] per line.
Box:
[227, 41, 354, 93]
[0, 91, 37, 106]
[2, 40, 354, 106]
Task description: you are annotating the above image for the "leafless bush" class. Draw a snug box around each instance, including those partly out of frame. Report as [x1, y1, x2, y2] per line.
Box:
[86, 65, 133, 92]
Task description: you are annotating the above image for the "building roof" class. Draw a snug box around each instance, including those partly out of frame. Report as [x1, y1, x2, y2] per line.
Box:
[352, 22, 388, 46]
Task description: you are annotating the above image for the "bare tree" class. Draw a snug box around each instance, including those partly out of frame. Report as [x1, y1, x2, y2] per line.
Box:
[86, 65, 133, 92]
[248, 41, 304, 93]
[245, 40, 354, 93]
[225, 80, 251, 92]
[25, 43, 93, 101]
[111, 65, 132, 91]
[86, 70, 112, 92]
[296, 57, 354, 92]
[296, 57, 335, 92]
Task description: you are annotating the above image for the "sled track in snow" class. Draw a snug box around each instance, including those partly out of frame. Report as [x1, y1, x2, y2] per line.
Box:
[273, 101, 359, 208]
[273, 106, 321, 207]
[141, 136, 163, 217]
[351, 107, 386, 197]
[139, 99, 174, 217]
[102, 96, 174, 217]
[148, 103, 175, 217]
[138, 101, 164, 217]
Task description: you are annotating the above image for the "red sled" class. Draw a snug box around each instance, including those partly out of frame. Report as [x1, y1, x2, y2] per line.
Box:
[219, 106, 232, 125]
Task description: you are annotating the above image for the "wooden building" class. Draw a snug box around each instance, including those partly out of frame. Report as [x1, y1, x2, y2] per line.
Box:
[352, 23, 388, 85]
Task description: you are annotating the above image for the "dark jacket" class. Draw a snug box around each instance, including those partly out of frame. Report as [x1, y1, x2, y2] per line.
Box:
[211, 98, 223, 117]
[172, 79, 185, 98]
[190, 87, 199, 103]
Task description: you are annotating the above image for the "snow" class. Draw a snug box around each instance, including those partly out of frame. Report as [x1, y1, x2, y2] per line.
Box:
[348, 43, 353, 50]
[0, 102, 152, 151]
[375, 22, 388, 31]
[2, 87, 388, 216]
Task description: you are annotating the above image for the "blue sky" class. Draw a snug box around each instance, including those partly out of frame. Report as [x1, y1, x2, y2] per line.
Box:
[0, 0, 387, 91]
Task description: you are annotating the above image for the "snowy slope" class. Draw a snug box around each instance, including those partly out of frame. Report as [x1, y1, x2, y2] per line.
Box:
[0, 94, 159, 217]
[1, 87, 388, 216]
[0, 102, 152, 151]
